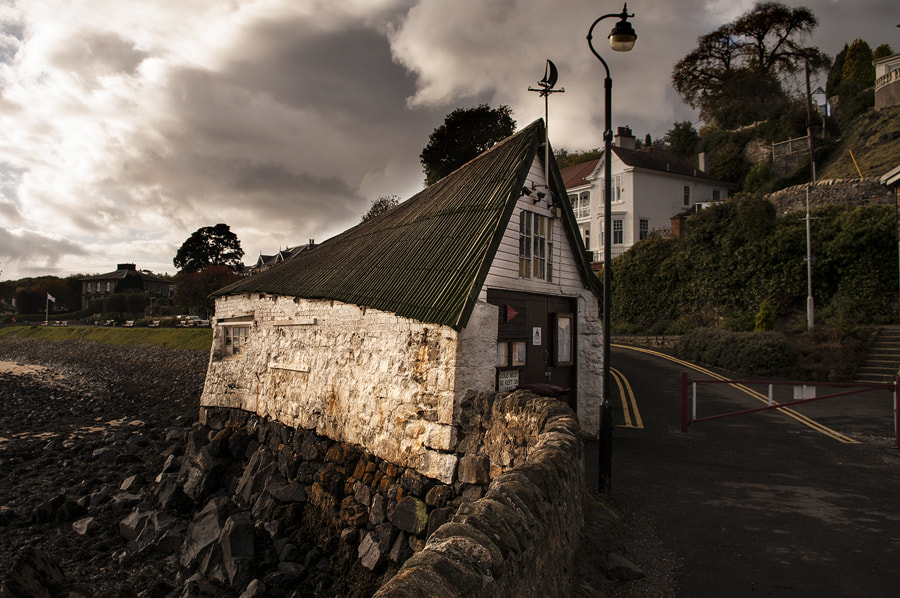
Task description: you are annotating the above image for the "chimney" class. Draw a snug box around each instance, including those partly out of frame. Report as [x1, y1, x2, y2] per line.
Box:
[117, 263, 136, 271]
[614, 126, 636, 150]
[698, 151, 708, 173]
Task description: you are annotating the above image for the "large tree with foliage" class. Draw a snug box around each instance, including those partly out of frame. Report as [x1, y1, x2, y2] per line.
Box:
[663, 121, 701, 161]
[174, 223, 244, 273]
[672, 2, 824, 128]
[420, 105, 516, 186]
[174, 265, 242, 314]
[829, 38, 876, 126]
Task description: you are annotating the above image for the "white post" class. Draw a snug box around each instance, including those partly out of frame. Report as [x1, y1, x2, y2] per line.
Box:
[692, 382, 697, 420]
[768, 384, 773, 406]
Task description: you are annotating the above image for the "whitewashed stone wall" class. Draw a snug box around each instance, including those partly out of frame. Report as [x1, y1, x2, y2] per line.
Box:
[201, 293, 504, 484]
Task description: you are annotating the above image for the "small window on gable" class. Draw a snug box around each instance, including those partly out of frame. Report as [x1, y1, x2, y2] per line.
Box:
[519, 210, 549, 280]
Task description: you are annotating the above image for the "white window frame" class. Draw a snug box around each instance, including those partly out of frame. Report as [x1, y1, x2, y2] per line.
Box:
[519, 210, 549, 280]
[575, 191, 590, 219]
[613, 219, 624, 245]
[223, 325, 250, 356]
[639, 219, 649, 241]
[683, 185, 691, 206]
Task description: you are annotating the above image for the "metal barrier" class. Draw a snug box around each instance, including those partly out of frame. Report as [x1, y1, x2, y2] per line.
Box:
[681, 373, 900, 449]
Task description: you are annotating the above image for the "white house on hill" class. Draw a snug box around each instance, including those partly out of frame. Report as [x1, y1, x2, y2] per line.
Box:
[199, 120, 603, 484]
[561, 126, 730, 264]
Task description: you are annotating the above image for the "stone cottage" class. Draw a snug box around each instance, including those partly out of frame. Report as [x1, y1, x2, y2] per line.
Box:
[200, 120, 603, 484]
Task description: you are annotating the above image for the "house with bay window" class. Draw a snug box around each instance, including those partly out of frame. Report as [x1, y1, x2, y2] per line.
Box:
[561, 126, 729, 264]
[200, 120, 603, 484]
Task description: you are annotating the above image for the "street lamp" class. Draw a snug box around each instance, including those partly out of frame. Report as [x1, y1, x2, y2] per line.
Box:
[587, 4, 636, 493]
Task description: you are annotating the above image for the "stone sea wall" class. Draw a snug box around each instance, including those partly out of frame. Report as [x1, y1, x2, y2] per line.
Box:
[178, 389, 584, 596]
[375, 392, 585, 597]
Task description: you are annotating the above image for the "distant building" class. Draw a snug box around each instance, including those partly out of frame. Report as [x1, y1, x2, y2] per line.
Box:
[560, 126, 730, 264]
[875, 53, 900, 111]
[250, 241, 317, 274]
[80, 264, 175, 309]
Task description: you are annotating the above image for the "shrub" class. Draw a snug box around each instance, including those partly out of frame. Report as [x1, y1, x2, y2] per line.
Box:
[676, 328, 796, 376]
[755, 300, 775, 331]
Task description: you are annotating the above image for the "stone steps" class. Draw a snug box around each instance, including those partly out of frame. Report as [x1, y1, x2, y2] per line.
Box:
[856, 326, 900, 384]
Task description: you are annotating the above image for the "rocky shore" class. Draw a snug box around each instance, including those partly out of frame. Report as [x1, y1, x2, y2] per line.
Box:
[0, 337, 208, 597]
[0, 335, 665, 598]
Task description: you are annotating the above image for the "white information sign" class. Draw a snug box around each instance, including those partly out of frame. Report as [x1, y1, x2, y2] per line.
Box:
[498, 369, 519, 392]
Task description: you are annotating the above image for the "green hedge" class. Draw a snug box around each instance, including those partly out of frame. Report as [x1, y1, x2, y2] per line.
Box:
[675, 328, 796, 376]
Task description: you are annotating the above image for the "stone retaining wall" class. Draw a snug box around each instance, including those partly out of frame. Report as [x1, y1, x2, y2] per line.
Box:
[374, 391, 585, 597]
[180, 390, 584, 596]
[612, 335, 680, 351]
[766, 178, 893, 215]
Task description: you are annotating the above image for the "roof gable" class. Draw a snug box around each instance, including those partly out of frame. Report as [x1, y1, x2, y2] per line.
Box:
[613, 146, 720, 181]
[216, 121, 554, 329]
[560, 147, 727, 188]
[214, 120, 595, 330]
[216, 120, 600, 330]
[560, 159, 600, 189]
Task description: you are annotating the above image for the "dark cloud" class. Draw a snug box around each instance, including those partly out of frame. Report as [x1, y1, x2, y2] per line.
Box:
[0, 227, 86, 272]
[0, 0, 895, 281]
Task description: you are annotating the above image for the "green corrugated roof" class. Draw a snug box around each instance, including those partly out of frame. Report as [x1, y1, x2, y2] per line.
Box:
[214, 120, 600, 330]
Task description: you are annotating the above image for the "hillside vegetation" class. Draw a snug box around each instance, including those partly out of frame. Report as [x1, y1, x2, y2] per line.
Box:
[818, 105, 900, 180]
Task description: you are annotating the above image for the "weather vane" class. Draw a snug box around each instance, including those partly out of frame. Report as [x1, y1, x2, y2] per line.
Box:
[529, 60, 565, 198]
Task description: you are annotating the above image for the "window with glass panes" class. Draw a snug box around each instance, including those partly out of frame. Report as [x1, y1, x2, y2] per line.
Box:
[224, 326, 250, 356]
[576, 192, 590, 218]
[519, 211, 549, 280]
[613, 219, 624, 244]
[639, 218, 649, 240]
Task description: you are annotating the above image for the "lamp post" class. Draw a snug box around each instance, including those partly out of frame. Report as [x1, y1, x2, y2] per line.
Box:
[587, 4, 636, 493]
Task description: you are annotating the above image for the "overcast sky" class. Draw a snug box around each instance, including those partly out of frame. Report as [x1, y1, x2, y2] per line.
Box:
[0, 0, 896, 281]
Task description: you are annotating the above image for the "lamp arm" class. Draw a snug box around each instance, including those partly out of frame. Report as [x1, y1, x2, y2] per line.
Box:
[586, 5, 634, 75]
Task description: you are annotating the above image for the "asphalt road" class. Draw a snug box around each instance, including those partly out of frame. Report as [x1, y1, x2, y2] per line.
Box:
[603, 344, 900, 597]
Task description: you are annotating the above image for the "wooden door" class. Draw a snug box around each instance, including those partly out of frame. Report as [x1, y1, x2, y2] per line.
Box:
[487, 289, 577, 407]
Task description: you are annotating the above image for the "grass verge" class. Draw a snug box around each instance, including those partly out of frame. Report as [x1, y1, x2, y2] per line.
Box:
[0, 325, 213, 352]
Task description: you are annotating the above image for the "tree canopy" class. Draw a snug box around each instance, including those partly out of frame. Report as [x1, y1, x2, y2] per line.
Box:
[663, 121, 701, 161]
[173, 265, 242, 313]
[173, 223, 244, 273]
[361, 195, 400, 223]
[672, 2, 825, 128]
[420, 105, 516, 186]
[828, 38, 877, 125]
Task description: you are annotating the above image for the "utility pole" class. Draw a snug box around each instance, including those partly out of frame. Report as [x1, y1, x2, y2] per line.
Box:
[805, 60, 816, 330]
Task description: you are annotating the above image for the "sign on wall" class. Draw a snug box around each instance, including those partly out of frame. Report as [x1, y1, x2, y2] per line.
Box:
[498, 369, 519, 392]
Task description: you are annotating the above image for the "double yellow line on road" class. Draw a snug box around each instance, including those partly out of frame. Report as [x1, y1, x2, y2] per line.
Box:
[612, 366, 643, 428]
[613, 344, 858, 444]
